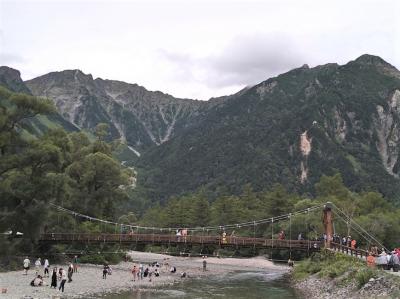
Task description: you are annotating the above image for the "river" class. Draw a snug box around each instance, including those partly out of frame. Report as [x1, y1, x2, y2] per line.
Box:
[102, 270, 299, 299]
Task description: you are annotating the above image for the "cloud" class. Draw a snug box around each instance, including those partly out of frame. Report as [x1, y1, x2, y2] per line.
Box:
[159, 33, 306, 89]
[0, 52, 25, 65]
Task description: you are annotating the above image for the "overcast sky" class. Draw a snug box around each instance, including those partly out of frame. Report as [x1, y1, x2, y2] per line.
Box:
[0, 0, 399, 100]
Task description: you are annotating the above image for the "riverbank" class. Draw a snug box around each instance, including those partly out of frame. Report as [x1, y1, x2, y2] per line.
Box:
[0, 251, 289, 298]
[292, 250, 400, 299]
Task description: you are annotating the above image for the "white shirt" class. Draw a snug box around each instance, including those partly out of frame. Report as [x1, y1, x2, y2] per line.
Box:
[23, 259, 30, 268]
[60, 269, 67, 280]
[35, 259, 41, 267]
[44, 259, 49, 268]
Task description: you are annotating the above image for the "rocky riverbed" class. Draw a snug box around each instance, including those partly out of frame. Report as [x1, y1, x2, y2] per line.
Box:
[293, 271, 400, 299]
[0, 251, 288, 299]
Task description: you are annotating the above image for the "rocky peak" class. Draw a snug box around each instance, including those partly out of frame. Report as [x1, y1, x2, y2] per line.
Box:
[354, 54, 392, 66]
[25, 69, 205, 152]
[0, 66, 31, 93]
[351, 54, 399, 75]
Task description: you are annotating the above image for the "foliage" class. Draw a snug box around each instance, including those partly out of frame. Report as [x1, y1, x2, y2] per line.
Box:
[0, 87, 131, 258]
[139, 173, 400, 250]
[293, 250, 370, 283]
[137, 58, 400, 203]
[355, 268, 377, 288]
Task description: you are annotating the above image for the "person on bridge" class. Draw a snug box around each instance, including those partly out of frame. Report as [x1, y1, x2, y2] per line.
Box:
[351, 239, 357, 249]
[389, 251, 400, 272]
[367, 252, 376, 268]
[222, 231, 227, 244]
[176, 229, 182, 242]
[278, 230, 285, 240]
[347, 236, 352, 247]
[370, 245, 379, 256]
[181, 228, 188, 242]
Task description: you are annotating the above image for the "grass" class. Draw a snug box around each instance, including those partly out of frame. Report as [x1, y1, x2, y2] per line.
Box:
[293, 249, 377, 288]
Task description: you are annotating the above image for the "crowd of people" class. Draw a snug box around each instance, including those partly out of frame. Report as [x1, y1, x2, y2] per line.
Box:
[366, 247, 400, 271]
[129, 258, 188, 283]
[23, 255, 79, 293]
[23, 254, 190, 295]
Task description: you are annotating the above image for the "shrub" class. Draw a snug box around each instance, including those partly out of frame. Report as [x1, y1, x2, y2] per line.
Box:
[355, 268, 376, 288]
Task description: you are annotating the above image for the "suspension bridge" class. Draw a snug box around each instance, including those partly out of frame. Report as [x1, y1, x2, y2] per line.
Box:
[39, 202, 385, 259]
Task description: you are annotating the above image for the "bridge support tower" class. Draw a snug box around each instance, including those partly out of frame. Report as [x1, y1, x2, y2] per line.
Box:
[323, 202, 333, 248]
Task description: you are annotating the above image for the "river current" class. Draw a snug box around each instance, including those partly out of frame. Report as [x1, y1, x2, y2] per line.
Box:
[103, 270, 299, 299]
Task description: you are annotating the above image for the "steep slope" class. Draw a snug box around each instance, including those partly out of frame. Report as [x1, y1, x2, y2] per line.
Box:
[138, 55, 400, 202]
[0, 66, 78, 136]
[26, 71, 205, 154]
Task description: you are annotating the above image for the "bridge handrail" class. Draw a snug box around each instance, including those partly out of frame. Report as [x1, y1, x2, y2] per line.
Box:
[39, 233, 323, 249]
[330, 242, 369, 259]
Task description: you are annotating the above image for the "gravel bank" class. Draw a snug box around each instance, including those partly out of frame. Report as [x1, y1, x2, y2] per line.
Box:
[0, 252, 288, 299]
[293, 272, 400, 299]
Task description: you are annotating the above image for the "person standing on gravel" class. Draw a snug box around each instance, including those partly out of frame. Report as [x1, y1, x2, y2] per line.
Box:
[34, 258, 41, 274]
[51, 267, 58, 288]
[139, 263, 144, 280]
[43, 258, 50, 277]
[73, 255, 79, 272]
[23, 257, 30, 275]
[202, 256, 207, 271]
[58, 268, 67, 292]
[103, 265, 108, 279]
[67, 263, 74, 282]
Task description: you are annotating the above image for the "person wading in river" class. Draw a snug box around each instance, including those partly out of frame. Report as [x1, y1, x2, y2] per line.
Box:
[202, 256, 207, 272]
[131, 265, 138, 282]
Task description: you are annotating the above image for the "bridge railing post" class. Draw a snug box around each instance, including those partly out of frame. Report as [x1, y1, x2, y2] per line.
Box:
[323, 202, 333, 249]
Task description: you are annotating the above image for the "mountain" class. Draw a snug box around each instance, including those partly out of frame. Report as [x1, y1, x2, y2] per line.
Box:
[137, 54, 400, 202]
[0, 66, 78, 136]
[6, 54, 400, 204]
[26, 70, 206, 155]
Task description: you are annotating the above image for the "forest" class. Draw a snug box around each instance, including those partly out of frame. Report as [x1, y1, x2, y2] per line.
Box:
[1, 86, 399, 267]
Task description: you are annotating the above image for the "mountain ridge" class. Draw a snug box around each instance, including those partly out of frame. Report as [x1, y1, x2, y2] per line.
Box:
[25, 69, 207, 153]
[2, 54, 400, 203]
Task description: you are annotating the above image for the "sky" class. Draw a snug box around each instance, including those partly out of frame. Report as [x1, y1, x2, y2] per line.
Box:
[0, 0, 399, 100]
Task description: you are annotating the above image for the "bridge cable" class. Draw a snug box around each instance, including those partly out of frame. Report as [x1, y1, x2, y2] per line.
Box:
[47, 203, 324, 234]
[331, 203, 388, 251]
[270, 218, 274, 261]
[306, 208, 310, 257]
[289, 213, 292, 259]
[253, 220, 256, 254]
[331, 208, 387, 252]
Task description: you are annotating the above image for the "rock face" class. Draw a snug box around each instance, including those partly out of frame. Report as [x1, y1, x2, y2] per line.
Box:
[3, 54, 400, 202]
[138, 54, 400, 201]
[374, 90, 400, 177]
[0, 67, 79, 135]
[26, 70, 205, 152]
[0, 66, 32, 94]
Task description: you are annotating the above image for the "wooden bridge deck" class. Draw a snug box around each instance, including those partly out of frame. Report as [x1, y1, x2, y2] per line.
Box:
[40, 233, 324, 250]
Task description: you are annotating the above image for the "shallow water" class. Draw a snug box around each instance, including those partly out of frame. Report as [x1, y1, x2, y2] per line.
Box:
[103, 271, 299, 299]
